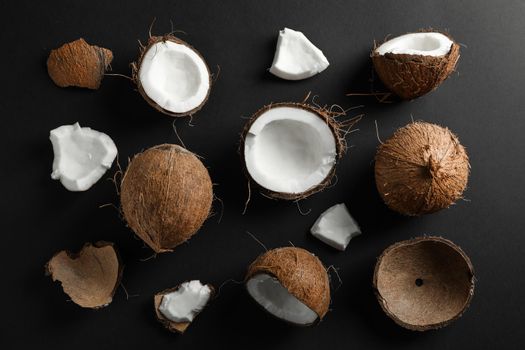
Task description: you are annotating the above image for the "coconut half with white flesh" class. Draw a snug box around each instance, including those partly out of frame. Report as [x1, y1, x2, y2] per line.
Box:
[132, 35, 211, 117]
[372, 31, 460, 99]
[154, 280, 214, 333]
[311, 203, 361, 251]
[50, 123, 117, 191]
[269, 28, 329, 80]
[246, 247, 330, 326]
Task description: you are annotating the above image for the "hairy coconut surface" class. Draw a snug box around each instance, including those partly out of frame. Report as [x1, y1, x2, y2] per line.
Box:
[246, 247, 330, 325]
[373, 236, 475, 331]
[371, 31, 460, 99]
[375, 121, 469, 216]
[47, 38, 113, 89]
[46, 242, 122, 309]
[120, 144, 213, 253]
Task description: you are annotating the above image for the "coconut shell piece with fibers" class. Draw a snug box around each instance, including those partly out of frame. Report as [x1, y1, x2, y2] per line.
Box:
[375, 121, 469, 216]
[47, 38, 113, 89]
[46, 242, 122, 309]
[373, 236, 475, 331]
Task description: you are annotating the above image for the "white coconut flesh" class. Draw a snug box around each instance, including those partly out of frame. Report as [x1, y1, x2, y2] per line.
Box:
[375, 32, 453, 57]
[311, 203, 361, 251]
[159, 280, 212, 323]
[139, 40, 210, 114]
[246, 274, 318, 325]
[50, 123, 117, 191]
[244, 106, 337, 194]
[269, 28, 329, 80]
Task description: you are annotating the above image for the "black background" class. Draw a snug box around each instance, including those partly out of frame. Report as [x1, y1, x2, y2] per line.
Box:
[2, 1, 524, 349]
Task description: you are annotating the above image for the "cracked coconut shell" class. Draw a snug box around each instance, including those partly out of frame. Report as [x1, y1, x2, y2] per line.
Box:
[46, 242, 122, 308]
[47, 38, 113, 89]
[120, 144, 213, 253]
[375, 121, 469, 216]
[246, 247, 331, 322]
[373, 236, 475, 331]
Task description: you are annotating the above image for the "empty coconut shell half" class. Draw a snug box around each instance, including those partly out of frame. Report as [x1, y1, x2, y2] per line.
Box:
[371, 31, 460, 99]
[373, 236, 475, 331]
[46, 242, 122, 309]
[120, 144, 213, 253]
[375, 121, 469, 216]
[245, 247, 330, 326]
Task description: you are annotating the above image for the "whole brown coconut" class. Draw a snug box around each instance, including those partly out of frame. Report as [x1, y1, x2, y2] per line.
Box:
[373, 236, 475, 331]
[120, 144, 213, 253]
[47, 38, 113, 89]
[375, 121, 469, 216]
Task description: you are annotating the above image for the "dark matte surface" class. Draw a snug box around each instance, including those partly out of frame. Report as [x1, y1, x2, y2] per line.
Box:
[2, 1, 524, 349]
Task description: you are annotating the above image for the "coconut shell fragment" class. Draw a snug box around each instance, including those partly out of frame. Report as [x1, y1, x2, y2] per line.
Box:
[373, 236, 475, 331]
[375, 121, 469, 216]
[46, 242, 122, 309]
[47, 38, 113, 89]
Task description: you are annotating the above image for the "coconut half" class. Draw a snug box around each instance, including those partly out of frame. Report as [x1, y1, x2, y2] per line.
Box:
[310, 203, 361, 251]
[245, 247, 330, 326]
[50, 123, 117, 191]
[269, 28, 329, 80]
[46, 242, 122, 309]
[132, 35, 211, 117]
[372, 31, 460, 99]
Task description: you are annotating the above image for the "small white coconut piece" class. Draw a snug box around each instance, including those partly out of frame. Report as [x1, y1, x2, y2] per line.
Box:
[269, 28, 329, 80]
[50, 123, 117, 191]
[375, 32, 453, 57]
[158, 280, 212, 323]
[311, 203, 361, 251]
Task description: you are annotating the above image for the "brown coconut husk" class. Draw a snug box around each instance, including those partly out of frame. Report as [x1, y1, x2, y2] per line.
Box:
[373, 236, 475, 331]
[131, 35, 212, 117]
[47, 38, 113, 89]
[371, 30, 460, 99]
[245, 247, 331, 323]
[45, 241, 123, 309]
[120, 144, 213, 253]
[375, 121, 469, 216]
[154, 283, 215, 334]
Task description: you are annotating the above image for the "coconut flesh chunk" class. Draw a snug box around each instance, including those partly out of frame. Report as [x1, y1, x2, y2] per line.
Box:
[138, 40, 210, 114]
[269, 28, 329, 80]
[158, 280, 212, 323]
[311, 203, 361, 251]
[50, 123, 117, 191]
[244, 106, 337, 195]
[375, 32, 453, 57]
[246, 274, 318, 325]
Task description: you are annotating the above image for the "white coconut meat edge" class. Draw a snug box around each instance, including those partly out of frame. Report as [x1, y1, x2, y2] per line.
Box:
[311, 203, 362, 251]
[244, 106, 337, 194]
[159, 280, 212, 323]
[139, 40, 210, 114]
[50, 123, 117, 191]
[375, 32, 453, 57]
[247, 274, 318, 325]
[269, 28, 329, 80]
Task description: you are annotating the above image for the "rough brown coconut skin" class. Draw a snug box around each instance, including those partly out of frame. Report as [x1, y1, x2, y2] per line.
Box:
[371, 31, 460, 100]
[245, 247, 331, 324]
[120, 144, 213, 253]
[373, 236, 475, 331]
[47, 38, 113, 89]
[375, 121, 469, 216]
[45, 241, 123, 309]
[131, 35, 212, 117]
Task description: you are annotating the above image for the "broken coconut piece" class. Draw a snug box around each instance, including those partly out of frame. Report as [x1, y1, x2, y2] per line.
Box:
[46, 242, 122, 309]
[47, 38, 113, 89]
[269, 28, 329, 80]
[154, 280, 214, 333]
[50, 123, 117, 191]
[311, 203, 361, 251]
[132, 35, 211, 117]
[375, 121, 470, 216]
[373, 236, 475, 331]
[372, 31, 460, 99]
[245, 247, 330, 326]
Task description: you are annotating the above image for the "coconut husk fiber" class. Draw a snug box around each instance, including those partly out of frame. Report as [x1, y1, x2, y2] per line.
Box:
[373, 236, 475, 331]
